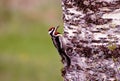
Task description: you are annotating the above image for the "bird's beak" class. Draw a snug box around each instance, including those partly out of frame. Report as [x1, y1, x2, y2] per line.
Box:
[56, 25, 59, 29]
[55, 25, 59, 31]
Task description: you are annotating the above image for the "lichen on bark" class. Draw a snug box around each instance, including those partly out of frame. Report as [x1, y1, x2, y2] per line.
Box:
[60, 0, 120, 81]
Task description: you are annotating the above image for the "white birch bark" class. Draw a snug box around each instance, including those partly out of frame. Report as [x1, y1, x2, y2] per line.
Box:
[60, 0, 120, 81]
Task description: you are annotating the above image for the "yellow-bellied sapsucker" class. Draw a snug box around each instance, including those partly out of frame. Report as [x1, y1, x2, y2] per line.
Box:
[48, 26, 71, 67]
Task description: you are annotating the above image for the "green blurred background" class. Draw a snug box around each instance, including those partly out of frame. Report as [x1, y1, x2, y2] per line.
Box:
[0, 0, 63, 81]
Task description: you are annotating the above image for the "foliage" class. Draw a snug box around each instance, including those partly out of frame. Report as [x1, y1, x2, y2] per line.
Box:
[0, 5, 62, 81]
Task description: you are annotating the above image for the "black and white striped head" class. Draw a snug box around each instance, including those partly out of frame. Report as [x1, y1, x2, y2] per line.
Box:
[48, 26, 60, 36]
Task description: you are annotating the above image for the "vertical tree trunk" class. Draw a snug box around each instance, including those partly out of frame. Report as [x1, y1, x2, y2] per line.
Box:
[60, 0, 120, 81]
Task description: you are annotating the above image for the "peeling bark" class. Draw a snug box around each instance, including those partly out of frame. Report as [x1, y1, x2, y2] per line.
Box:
[60, 0, 120, 81]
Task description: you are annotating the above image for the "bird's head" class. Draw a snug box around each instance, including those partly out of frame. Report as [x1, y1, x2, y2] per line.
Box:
[48, 26, 60, 36]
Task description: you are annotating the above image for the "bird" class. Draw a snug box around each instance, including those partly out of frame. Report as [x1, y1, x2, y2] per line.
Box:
[48, 26, 71, 68]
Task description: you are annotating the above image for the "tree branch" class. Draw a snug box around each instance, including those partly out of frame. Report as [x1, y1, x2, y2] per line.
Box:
[60, 0, 120, 81]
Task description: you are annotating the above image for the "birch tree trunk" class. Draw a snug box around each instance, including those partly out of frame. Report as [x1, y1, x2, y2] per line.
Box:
[60, 0, 120, 81]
